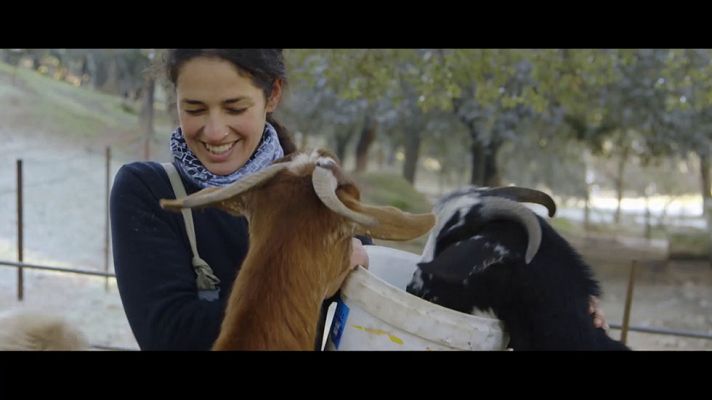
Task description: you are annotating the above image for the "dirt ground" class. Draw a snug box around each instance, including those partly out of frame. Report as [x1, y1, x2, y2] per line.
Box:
[0, 125, 710, 351]
[569, 233, 712, 350]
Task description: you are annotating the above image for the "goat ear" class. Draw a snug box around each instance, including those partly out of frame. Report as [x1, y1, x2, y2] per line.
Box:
[160, 187, 247, 217]
[337, 190, 435, 241]
[206, 197, 247, 217]
[432, 210, 482, 259]
[160, 186, 221, 212]
[160, 162, 288, 212]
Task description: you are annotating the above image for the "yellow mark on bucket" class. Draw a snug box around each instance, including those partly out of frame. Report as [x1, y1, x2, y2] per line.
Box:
[352, 325, 404, 345]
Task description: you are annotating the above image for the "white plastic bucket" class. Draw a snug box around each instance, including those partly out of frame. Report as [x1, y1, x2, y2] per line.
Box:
[324, 245, 509, 351]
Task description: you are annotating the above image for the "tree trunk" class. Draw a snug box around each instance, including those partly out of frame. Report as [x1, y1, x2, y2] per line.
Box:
[483, 140, 502, 187]
[86, 52, 102, 91]
[584, 185, 591, 234]
[29, 50, 43, 71]
[334, 126, 355, 163]
[450, 89, 487, 187]
[614, 145, 630, 224]
[140, 76, 156, 160]
[163, 80, 180, 127]
[102, 51, 120, 94]
[644, 196, 652, 241]
[355, 113, 377, 173]
[700, 152, 711, 217]
[402, 126, 422, 184]
[77, 54, 89, 86]
[469, 138, 485, 186]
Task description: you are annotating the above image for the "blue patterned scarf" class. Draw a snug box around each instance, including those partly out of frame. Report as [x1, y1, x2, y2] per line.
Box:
[170, 122, 284, 188]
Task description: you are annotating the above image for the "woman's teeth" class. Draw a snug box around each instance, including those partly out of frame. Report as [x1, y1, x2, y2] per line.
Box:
[204, 142, 236, 155]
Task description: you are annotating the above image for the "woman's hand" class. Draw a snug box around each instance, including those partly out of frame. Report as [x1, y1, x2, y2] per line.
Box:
[589, 296, 609, 330]
[350, 238, 369, 270]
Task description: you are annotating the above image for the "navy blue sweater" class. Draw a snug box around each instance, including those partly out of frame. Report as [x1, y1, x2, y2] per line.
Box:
[111, 162, 251, 350]
[111, 161, 370, 350]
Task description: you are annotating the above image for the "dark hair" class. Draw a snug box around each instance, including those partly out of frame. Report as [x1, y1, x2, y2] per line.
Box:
[165, 49, 296, 154]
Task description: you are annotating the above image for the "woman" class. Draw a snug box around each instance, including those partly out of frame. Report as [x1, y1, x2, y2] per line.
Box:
[110, 49, 369, 350]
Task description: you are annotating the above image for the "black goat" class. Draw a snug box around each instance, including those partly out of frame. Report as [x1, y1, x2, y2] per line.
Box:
[406, 186, 629, 351]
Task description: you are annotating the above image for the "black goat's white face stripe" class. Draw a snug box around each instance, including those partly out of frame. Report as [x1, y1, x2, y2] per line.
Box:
[410, 268, 426, 291]
[421, 195, 483, 263]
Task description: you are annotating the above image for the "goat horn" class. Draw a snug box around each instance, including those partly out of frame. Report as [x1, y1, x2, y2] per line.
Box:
[482, 187, 557, 217]
[312, 164, 378, 227]
[160, 162, 289, 209]
[479, 197, 542, 264]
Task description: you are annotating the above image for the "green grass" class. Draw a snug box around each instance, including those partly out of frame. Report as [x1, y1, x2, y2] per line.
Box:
[549, 217, 579, 236]
[354, 172, 433, 214]
[0, 61, 172, 142]
[351, 172, 689, 258]
[668, 229, 709, 259]
[353, 172, 433, 254]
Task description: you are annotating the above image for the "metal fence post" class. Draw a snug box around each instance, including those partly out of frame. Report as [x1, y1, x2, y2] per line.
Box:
[621, 260, 637, 345]
[16, 159, 24, 301]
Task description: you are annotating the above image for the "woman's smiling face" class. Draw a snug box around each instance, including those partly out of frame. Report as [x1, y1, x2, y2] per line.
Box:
[176, 56, 281, 176]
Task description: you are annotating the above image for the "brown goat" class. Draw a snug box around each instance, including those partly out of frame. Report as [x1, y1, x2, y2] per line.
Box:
[160, 149, 435, 350]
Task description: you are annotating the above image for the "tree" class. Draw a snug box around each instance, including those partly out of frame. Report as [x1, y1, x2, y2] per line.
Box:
[659, 50, 712, 213]
[417, 49, 567, 186]
[287, 49, 421, 173]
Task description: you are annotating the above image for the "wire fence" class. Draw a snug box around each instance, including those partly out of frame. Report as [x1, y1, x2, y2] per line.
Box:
[0, 260, 139, 351]
[0, 146, 139, 350]
[1, 259, 711, 348]
[1, 151, 711, 350]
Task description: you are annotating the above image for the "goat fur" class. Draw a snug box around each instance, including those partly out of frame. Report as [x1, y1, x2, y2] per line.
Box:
[162, 149, 435, 350]
[0, 309, 88, 351]
[407, 190, 629, 351]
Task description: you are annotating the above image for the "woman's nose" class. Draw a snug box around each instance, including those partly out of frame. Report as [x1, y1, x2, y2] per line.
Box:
[203, 114, 229, 142]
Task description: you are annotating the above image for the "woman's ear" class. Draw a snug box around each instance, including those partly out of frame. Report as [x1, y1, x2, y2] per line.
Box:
[266, 78, 283, 112]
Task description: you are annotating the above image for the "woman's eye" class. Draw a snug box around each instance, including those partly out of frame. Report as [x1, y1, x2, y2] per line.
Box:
[226, 108, 246, 115]
[185, 109, 205, 115]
